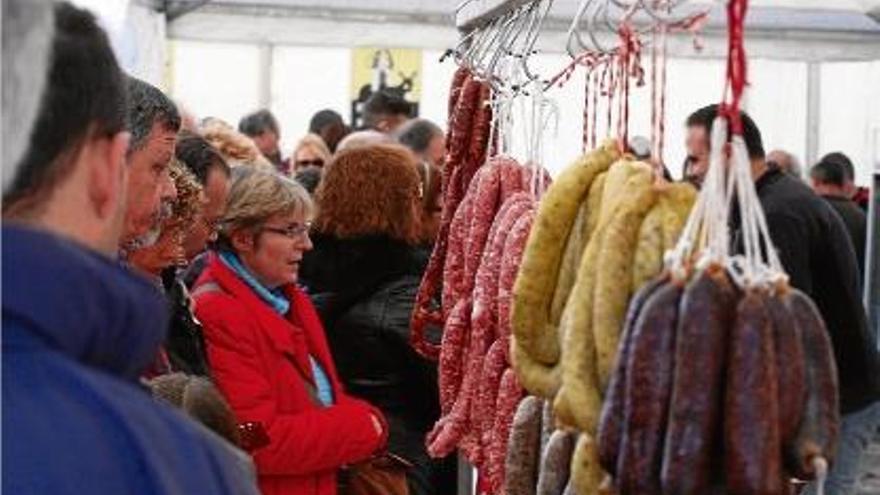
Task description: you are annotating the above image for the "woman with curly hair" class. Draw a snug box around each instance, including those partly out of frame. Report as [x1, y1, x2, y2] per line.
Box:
[299, 144, 454, 495]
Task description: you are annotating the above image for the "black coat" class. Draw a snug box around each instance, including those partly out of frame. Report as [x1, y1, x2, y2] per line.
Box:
[821, 195, 867, 282]
[299, 234, 454, 495]
[161, 267, 211, 377]
[737, 168, 880, 414]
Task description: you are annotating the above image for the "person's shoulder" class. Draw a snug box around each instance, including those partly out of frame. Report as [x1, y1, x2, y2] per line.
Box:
[4, 355, 257, 495]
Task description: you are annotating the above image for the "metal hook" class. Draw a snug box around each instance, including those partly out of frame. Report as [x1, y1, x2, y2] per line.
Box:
[519, 0, 555, 81]
[638, 0, 704, 26]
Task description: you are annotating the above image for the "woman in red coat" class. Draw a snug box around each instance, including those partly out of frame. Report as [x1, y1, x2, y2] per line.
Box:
[193, 170, 387, 495]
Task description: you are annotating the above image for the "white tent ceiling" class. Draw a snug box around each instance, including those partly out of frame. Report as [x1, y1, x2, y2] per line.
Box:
[165, 0, 880, 62]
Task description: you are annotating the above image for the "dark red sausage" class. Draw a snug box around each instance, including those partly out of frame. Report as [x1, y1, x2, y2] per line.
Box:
[448, 66, 469, 121]
[617, 280, 683, 495]
[725, 290, 782, 495]
[467, 83, 493, 175]
[767, 289, 807, 445]
[785, 289, 840, 480]
[447, 77, 481, 168]
[661, 265, 737, 495]
[598, 275, 668, 476]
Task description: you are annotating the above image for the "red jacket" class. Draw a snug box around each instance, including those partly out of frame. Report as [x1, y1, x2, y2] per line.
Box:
[193, 254, 388, 495]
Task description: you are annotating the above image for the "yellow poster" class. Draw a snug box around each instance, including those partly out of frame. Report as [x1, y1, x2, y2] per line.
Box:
[350, 47, 422, 127]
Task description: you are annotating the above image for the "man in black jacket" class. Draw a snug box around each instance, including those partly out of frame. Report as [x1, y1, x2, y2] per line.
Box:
[810, 159, 867, 282]
[686, 104, 880, 495]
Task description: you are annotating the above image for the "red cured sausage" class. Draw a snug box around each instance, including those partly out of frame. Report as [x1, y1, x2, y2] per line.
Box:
[442, 180, 477, 315]
[766, 289, 807, 445]
[427, 193, 529, 460]
[617, 280, 682, 495]
[448, 66, 470, 121]
[464, 164, 503, 290]
[474, 337, 510, 462]
[435, 298, 472, 418]
[497, 209, 536, 352]
[661, 266, 737, 495]
[725, 290, 782, 495]
[785, 289, 840, 480]
[447, 77, 481, 169]
[467, 83, 493, 177]
[597, 275, 668, 477]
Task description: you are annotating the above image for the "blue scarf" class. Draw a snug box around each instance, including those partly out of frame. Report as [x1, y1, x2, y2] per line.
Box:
[219, 251, 333, 406]
[219, 251, 290, 315]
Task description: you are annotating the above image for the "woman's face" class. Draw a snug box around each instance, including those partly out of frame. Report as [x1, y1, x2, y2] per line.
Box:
[294, 146, 325, 171]
[235, 210, 313, 289]
[129, 220, 186, 276]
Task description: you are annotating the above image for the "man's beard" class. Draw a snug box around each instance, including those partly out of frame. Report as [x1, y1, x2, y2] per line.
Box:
[130, 201, 173, 249]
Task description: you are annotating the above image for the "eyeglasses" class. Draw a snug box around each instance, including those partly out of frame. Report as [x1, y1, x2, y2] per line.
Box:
[295, 159, 324, 168]
[261, 222, 312, 240]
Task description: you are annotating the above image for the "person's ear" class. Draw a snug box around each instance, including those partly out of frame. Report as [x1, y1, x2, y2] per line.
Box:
[87, 131, 130, 221]
[230, 229, 255, 254]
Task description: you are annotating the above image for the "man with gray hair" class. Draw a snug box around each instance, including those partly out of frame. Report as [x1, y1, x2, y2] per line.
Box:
[122, 76, 181, 250]
[239, 109, 283, 170]
[2, 3, 259, 494]
[395, 118, 445, 168]
[766, 149, 803, 179]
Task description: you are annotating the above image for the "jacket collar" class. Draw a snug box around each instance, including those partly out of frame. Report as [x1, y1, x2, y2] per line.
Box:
[300, 233, 427, 296]
[200, 253, 339, 389]
[2, 225, 168, 379]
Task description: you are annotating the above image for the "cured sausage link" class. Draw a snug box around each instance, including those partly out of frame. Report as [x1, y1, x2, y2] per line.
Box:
[725, 290, 782, 495]
[617, 281, 682, 495]
[785, 289, 840, 480]
[597, 275, 667, 477]
[661, 266, 737, 495]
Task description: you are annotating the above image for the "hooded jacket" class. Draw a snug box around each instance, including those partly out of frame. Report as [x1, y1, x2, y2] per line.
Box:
[2, 226, 259, 495]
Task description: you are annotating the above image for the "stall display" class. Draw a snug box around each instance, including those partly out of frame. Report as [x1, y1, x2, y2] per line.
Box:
[411, 0, 840, 494]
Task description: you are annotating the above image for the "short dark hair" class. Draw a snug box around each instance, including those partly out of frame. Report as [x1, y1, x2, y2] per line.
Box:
[175, 131, 230, 185]
[396, 118, 442, 154]
[819, 152, 854, 181]
[4, 2, 126, 211]
[363, 90, 412, 129]
[238, 109, 279, 137]
[309, 109, 343, 134]
[810, 159, 847, 187]
[686, 104, 765, 160]
[126, 76, 181, 152]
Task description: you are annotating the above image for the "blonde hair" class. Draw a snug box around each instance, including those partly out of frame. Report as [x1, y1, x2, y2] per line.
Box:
[218, 170, 313, 250]
[292, 133, 331, 170]
[200, 119, 274, 170]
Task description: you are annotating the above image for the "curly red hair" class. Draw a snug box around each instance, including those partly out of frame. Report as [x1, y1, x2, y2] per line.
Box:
[315, 144, 421, 244]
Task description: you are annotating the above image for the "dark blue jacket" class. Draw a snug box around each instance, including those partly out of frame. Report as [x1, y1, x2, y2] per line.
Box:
[2, 226, 259, 494]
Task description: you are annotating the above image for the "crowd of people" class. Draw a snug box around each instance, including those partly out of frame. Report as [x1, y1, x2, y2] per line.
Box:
[2, 2, 878, 495]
